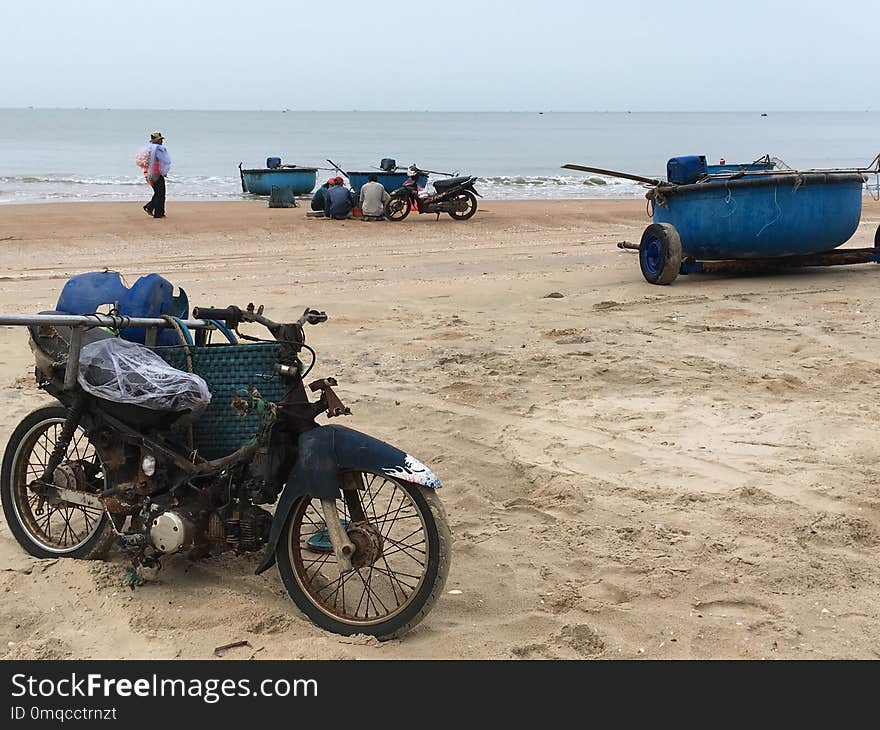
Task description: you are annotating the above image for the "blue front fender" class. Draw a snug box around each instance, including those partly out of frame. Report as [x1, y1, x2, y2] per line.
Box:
[254, 424, 441, 574]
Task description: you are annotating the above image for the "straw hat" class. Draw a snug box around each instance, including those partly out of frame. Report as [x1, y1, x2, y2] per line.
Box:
[150, 131, 164, 142]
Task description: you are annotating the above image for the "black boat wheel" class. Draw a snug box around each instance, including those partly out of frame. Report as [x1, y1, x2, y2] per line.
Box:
[639, 223, 683, 285]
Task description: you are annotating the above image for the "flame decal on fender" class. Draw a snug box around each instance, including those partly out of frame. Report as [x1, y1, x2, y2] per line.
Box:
[381, 455, 442, 489]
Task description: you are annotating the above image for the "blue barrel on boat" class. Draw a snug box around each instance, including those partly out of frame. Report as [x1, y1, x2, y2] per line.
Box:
[266, 156, 282, 169]
[667, 155, 707, 184]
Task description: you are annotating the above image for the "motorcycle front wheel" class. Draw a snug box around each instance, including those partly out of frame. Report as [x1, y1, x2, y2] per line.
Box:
[276, 471, 451, 639]
[384, 195, 411, 221]
[1, 406, 117, 559]
[447, 191, 478, 220]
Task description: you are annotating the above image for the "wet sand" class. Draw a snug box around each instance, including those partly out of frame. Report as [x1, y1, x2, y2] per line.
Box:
[2, 198, 880, 659]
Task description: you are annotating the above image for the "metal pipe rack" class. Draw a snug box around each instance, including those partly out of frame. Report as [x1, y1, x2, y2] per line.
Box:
[0, 313, 221, 391]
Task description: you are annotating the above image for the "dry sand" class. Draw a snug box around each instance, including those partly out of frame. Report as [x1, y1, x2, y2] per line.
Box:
[2, 198, 880, 659]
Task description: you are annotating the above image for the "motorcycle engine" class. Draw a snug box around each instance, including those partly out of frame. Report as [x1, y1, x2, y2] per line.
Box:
[207, 505, 272, 553]
[148, 510, 196, 554]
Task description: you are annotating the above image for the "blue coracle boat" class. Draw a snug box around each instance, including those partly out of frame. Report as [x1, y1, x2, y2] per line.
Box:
[639, 155, 867, 284]
[239, 163, 317, 196]
[564, 155, 876, 285]
[346, 171, 410, 194]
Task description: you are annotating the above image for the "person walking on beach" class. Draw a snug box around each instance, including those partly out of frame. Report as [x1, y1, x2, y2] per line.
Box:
[359, 173, 389, 221]
[143, 131, 171, 218]
[325, 177, 355, 220]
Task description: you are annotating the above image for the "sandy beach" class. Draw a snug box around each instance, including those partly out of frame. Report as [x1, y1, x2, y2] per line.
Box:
[2, 197, 880, 660]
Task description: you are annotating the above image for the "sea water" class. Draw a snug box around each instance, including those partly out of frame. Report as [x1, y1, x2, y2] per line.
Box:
[1, 109, 878, 204]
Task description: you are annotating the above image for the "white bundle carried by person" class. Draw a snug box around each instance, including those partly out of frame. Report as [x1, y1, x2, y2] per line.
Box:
[134, 146, 151, 170]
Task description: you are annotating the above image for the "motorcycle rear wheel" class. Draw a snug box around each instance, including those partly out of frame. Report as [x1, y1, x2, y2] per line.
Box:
[276, 471, 451, 639]
[384, 195, 411, 222]
[447, 191, 478, 220]
[1, 406, 116, 559]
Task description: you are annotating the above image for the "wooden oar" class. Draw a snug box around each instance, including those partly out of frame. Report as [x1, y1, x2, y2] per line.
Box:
[238, 162, 246, 192]
[562, 163, 663, 186]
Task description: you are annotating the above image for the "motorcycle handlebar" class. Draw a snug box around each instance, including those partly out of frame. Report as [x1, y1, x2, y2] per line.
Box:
[192, 305, 327, 332]
[192, 306, 242, 326]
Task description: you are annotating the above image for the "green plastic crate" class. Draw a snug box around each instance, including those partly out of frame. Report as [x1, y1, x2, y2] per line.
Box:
[152, 342, 283, 459]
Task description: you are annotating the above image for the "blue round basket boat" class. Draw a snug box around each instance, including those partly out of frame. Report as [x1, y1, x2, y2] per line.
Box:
[564, 155, 876, 285]
[650, 172, 865, 261]
[639, 162, 868, 284]
[240, 166, 317, 196]
[346, 171, 411, 194]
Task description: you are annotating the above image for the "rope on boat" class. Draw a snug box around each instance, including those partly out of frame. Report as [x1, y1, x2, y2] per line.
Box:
[755, 184, 782, 239]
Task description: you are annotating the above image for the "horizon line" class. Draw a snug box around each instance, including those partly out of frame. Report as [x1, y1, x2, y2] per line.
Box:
[0, 107, 875, 114]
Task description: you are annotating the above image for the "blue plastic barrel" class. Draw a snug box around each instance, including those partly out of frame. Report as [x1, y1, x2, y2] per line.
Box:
[667, 156, 708, 184]
[55, 271, 188, 345]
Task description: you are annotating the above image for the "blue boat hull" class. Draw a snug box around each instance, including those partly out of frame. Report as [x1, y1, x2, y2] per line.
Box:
[242, 168, 317, 196]
[346, 171, 409, 194]
[652, 173, 864, 260]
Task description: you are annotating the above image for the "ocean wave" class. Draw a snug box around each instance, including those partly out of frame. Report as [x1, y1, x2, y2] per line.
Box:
[479, 174, 621, 187]
[0, 171, 651, 202]
[0, 175, 143, 187]
[476, 173, 647, 200]
[0, 174, 237, 187]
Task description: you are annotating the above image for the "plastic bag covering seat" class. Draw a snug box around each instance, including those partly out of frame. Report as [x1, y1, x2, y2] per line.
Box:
[77, 338, 211, 415]
[55, 271, 188, 346]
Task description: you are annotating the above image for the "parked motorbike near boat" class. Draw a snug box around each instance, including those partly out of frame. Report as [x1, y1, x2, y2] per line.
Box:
[384, 165, 481, 221]
[0, 301, 451, 639]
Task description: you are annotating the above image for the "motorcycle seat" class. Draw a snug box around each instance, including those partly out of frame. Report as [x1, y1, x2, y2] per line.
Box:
[432, 176, 472, 191]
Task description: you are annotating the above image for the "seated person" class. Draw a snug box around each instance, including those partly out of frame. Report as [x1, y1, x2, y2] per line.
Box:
[311, 178, 334, 213]
[325, 177, 355, 220]
[359, 173, 390, 221]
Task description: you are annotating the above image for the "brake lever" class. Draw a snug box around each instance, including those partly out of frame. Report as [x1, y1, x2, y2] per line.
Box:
[308, 378, 351, 418]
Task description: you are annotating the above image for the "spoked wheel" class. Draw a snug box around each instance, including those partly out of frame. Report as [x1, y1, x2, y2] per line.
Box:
[384, 195, 412, 221]
[1, 406, 116, 559]
[277, 471, 451, 639]
[447, 191, 478, 220]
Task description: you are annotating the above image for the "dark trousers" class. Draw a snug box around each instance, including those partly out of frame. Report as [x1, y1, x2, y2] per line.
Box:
[145, 175, 166, 217]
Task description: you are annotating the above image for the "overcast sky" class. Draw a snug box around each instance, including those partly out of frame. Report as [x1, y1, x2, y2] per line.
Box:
[4, 0, 878, 111]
